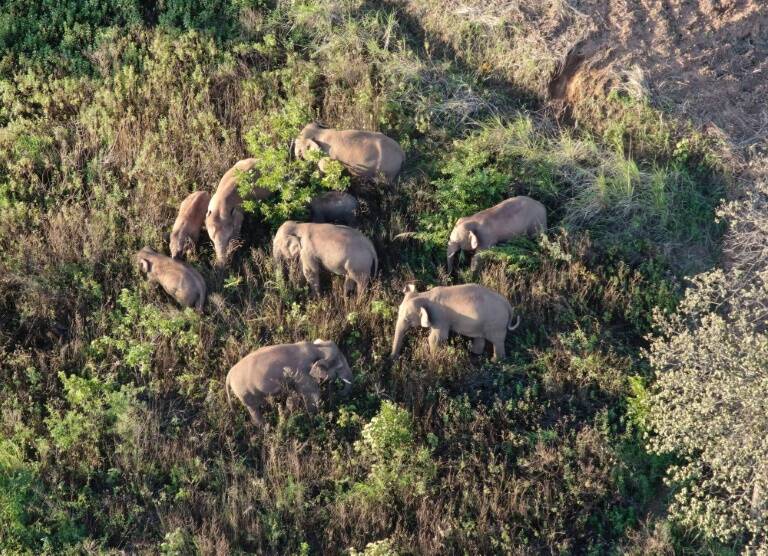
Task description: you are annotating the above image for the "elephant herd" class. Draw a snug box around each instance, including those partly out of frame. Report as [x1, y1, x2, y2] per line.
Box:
[135, 122, 547, 427]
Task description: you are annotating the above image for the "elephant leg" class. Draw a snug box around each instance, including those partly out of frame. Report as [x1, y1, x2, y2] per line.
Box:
[241, 392, 265, 426]
[344, 275, 356, 297]
[428, 327, 448, 354]
[301, 256, 322, 296]
[470, 336, 486, 355]
[351, 272, 369, 298]
[490, 335, 507, 362]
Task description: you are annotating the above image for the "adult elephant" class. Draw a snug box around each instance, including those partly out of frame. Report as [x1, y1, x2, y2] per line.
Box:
[225, 339, 353, 426]
[206, 158, 272, 266]
[291, 122, 405, 183]
[447, 196, 547, 273]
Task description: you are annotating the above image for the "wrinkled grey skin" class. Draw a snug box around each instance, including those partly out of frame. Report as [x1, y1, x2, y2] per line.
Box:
[273, 221, 378, 297]
[292, 122, 405, 183]
[170, 191, 210, 259]
[447, 196, 547, 273]
[136, 247, 206, 311]
[309, 191, 359, 226]
[391, 283, 520, 362]
[206, 159, 271, 266]
[225, 339, 353, 426]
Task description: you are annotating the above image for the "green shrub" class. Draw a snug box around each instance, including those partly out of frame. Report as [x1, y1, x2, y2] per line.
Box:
[45, 372, 141, 476]
[350, 401, 435, 504]
[0, 438, 40, 551]
[242, 98, 351, 228]
[0, 0, 143, 75]
[89, 289, 200, 377]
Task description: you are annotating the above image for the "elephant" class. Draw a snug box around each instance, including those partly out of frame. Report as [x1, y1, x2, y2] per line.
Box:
[291, 122, 405, 183]
[310, 191, 359, 226]
[225, 339, 353, 426]
[136, 247, 206, 311]
[446, 196, 547, 273]
[169, 191, 210, 259]
[206, 158, 272, 266]
[390, 283, 520, 362]
[272, 221, 378, 297]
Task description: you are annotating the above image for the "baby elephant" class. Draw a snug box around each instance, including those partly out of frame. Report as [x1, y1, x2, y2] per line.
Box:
[273, 221, 377, 297]
[310, 191, 359, 226]
[225, 339, 353, 426]
[447, 196, 547, 273]
[136, 247, 206, 311]
[170, 191, 210, 259]
[391, 283, 520, 362]
[291, 122, 405, 183]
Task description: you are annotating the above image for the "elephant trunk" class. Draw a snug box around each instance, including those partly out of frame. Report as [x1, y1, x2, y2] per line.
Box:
[213, 238, 229, 267]
[391, 318, 409, 359]
[446, 242, 460, 273]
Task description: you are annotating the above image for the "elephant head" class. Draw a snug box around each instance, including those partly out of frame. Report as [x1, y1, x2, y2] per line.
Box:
[169, 230, 193, 260]
[272, 221, 303, 268]
[391, 284, 433, 359]
[206, 206, 243, 266]
[136, 247, 156, 276]
[293, 123, 325, 160]
[311, 339, 353, 395]
[447, 221, 481, 273]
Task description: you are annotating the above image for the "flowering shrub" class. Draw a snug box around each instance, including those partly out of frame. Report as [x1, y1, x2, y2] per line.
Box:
[647, 180, 768, 547]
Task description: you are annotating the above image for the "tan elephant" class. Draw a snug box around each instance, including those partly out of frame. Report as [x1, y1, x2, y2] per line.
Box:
[390, 283, 520, 361]
[447, 196, 547, 273]
[225, 339, 353, 426]
[136, 247, 206, 311]
[169, 191, 210, 260]
[291, 122, 405, 183]
[272, 221, 377, 297]
[206, 158, 272, 266]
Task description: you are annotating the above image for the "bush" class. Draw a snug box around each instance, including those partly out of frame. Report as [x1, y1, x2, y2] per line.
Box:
[350, 401, 435, 504]
[646, 181, 768, 548]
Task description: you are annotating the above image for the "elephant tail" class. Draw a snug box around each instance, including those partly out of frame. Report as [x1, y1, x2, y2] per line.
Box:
[371, 246, 379, 277]
[508, 304, 521, 331]
[225, 373, 233, 411]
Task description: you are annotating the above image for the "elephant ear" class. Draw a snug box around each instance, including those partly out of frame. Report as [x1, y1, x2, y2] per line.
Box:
[287, 235, 302, 257]
[468, 230, 480, 250]
[309, 360, 329, 382]
[419, 306, 431, 328]
[138, 257, 152, 274]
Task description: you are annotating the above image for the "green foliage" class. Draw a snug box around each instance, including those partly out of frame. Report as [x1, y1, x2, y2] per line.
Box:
[45, 372, 141, 475]
[0, 438, 40, 551]
[242, 99, 351, 228]
[157, 0, 250, 36]
[0, 0, 734, 553]
[90, 289, 200, 376]
[350, 401, 435, 503]
[0, 0, 143, 74]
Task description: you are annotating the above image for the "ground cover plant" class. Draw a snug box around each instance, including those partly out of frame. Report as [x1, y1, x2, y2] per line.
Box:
[0, 0, 751, 553]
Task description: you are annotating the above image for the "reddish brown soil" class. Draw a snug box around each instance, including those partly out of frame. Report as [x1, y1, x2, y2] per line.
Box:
[553, 0, 768, 149]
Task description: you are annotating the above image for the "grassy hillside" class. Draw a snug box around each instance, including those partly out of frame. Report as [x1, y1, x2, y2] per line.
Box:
[0, 1, 734, 553]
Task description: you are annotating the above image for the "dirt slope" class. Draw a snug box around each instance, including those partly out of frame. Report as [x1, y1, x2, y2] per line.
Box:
[554, 0, 768, 150]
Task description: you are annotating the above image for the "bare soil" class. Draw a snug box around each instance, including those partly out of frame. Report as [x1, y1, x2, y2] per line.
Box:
[552, 0, 768, 150]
